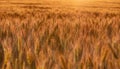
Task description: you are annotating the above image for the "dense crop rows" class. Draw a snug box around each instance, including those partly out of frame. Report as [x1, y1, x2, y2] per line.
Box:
[0, 6, 120, 69]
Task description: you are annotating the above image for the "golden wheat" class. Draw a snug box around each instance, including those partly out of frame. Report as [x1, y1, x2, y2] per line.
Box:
[0, 1, 120, 69]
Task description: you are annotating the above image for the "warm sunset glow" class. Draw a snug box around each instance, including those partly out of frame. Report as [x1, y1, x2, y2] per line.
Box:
[0, 0, 120, 69]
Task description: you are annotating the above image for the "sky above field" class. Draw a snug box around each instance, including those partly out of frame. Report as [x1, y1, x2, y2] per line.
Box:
[0, 0, 119, 6]
[1, 0, 118, 2]
[0, 0, 119, 4]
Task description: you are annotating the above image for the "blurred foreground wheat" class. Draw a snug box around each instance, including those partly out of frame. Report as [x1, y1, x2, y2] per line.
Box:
[0, 6, 120, 69]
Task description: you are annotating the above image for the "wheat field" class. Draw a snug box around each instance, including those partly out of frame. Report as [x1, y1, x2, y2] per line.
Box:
[0, 0, 120, 69]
